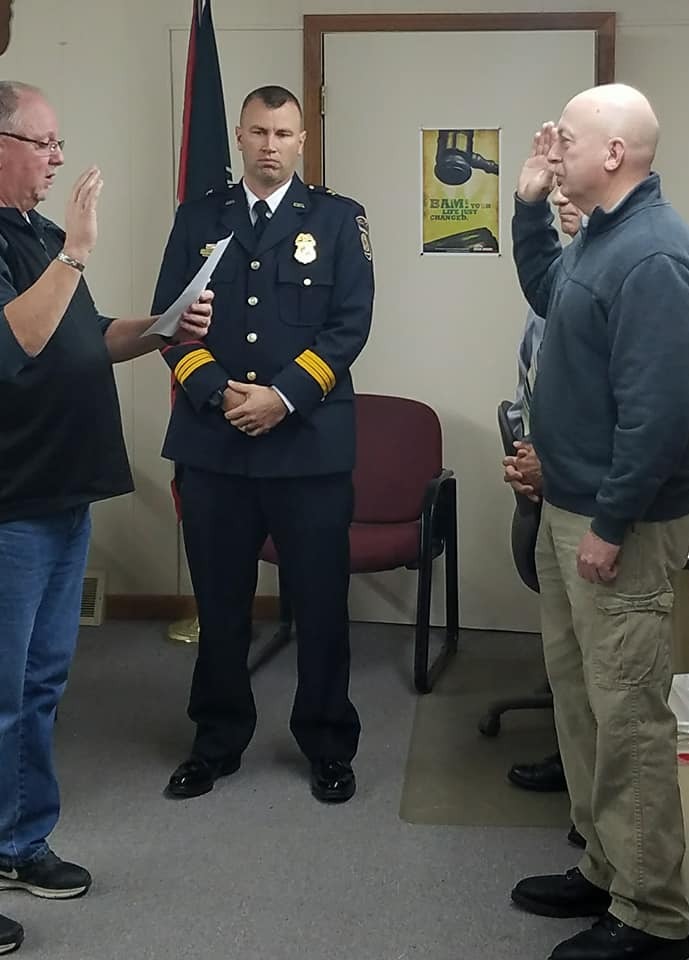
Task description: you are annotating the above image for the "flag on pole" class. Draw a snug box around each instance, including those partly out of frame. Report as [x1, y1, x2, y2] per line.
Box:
[168, 0, 231, 526]
[177, 0, 232, 203]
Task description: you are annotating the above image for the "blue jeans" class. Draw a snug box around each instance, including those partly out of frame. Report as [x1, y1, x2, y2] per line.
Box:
[0, 507, 91, 865]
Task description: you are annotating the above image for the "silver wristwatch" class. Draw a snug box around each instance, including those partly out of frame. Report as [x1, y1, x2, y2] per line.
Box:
[56, 251, 86, 273]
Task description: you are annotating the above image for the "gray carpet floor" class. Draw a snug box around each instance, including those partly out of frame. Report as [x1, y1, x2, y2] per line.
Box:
[4, 622, 589, 960]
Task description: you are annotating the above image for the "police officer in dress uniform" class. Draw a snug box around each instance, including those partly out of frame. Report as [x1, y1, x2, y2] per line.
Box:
[152, 85, 374, 804]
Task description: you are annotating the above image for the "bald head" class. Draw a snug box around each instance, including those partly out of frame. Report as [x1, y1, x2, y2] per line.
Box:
[548, 84, 659, 214]
[563, 84, 659, 170]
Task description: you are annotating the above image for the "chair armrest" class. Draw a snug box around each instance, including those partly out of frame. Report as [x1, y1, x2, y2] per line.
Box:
[406, 470, 455, 569]
[422, 468, 454, 515]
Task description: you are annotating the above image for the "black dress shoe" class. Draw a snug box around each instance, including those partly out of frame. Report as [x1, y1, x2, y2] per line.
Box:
[166, 756, 240, 799]
[508, 752, 567, 792]
[550, 913, 689, 960]
[511, 867, 611, 918]
[0, 913, 23, 954]
[568, 825, 586, 849]
[310, 760, 356, 804]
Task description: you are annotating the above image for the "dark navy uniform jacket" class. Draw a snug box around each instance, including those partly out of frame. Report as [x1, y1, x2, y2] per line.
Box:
[152, 175, 374, 478]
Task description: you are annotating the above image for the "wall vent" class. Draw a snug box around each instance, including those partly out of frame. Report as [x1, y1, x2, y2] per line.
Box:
[80, 569, 106, 626]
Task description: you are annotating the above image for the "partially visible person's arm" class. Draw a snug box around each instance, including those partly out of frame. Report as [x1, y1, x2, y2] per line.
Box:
[152, 203, 231, 412]
[2, 167, 101, 363]
[103, 292, 213, 363]
[512, 199, 563, 319]
[512, 123, 562, 317]
[506, 307, 545, 438]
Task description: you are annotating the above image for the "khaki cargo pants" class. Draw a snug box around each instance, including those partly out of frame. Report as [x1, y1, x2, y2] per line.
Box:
[536, 502, 689, 938]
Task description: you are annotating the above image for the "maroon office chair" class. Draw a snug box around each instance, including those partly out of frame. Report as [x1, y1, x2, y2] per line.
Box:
[258, 393, 459, 693]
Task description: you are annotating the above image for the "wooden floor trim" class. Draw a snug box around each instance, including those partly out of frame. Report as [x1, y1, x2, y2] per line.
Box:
[106, 594, 280, 621]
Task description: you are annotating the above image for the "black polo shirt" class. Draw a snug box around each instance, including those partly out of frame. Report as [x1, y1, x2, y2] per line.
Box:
[0, 207, 133, 522]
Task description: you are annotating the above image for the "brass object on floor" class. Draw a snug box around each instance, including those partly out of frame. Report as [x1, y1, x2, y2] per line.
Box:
[167, 616, 199, 644]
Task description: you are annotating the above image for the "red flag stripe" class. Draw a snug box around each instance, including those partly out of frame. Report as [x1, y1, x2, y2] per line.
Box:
[176, 3, 200, 204]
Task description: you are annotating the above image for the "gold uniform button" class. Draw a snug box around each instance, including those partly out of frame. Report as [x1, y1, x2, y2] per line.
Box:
[246, 332, 258, 344]
[303, 278, 312, 286]
[250, 260, 261, 270]
[247, 296, 259, 306]
[246, 371, 257, 382]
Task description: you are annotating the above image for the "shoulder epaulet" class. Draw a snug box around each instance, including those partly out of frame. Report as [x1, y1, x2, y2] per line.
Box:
[306, 184, 361, 207]
[181, 182, 237, 209]
[208, 179, 237, 195]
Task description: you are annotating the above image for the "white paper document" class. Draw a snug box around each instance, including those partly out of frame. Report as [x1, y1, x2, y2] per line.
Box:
[142, 233, 233, 337]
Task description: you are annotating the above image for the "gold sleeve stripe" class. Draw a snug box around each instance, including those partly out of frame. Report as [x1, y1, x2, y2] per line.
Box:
[295, 354, 329, 392]
[174, 349, 215, 385]
[177, 354, 215, 384]
[295, 352, 336, 394]
[174, 349, 214, 381]
[302, 350, 335, 388]
[175, 351, 213, 384]
[295, 349, 336, 394]
[174, 349, 210, 382]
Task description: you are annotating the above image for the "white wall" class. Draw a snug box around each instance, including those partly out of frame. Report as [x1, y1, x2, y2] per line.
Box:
[3, 0, 689, 624]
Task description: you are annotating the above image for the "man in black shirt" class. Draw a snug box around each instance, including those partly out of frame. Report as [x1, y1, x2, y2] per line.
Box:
[0, 80, 212, 911]
[0, 14, 25, 960]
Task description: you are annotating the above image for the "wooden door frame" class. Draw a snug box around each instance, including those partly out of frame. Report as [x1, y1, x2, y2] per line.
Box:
[303, 12, 616, 184]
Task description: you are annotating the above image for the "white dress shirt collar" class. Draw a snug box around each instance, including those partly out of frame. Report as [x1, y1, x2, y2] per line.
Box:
[242, 177, 293, 223]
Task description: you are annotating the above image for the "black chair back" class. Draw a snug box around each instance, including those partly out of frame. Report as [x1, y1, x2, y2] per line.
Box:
[497, 400, 540, 593]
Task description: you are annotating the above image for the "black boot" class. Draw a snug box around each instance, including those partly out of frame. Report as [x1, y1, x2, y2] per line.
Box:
[511, 867, 610, 918]
[550, 913, 689, 960]
[508, 751, 567, 792]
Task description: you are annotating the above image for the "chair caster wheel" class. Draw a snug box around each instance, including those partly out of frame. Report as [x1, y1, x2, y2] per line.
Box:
[478, 713, 501, 737]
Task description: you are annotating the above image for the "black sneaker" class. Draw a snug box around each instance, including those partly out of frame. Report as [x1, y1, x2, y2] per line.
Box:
[0, 851, 91, 900]
[0, 915, 23, 955]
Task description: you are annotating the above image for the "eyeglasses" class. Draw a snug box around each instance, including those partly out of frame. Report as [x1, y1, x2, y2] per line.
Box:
[0, 132, 65, 154]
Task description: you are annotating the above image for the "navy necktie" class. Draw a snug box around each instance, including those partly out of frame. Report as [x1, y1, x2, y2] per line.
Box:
[253, 199, 270, 242]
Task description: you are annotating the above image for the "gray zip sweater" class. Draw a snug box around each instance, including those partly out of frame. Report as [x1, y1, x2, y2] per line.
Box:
[512, 174, 689, 544]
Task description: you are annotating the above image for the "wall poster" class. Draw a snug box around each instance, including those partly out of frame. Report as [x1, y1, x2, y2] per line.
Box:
[421, 128, 500, 254]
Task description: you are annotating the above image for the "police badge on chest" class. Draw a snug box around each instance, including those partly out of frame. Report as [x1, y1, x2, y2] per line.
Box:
[294, 233, 317, 264]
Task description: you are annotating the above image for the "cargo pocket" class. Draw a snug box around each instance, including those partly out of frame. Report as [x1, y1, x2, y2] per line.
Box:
[593, 587, 674, 688]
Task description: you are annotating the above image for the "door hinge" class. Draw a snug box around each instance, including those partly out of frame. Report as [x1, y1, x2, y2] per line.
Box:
[320, 84, 326, 116]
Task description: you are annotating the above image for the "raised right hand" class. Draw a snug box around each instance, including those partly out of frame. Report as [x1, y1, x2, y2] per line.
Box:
[64, 166, 103, 262]
[517, 123, 557, 203]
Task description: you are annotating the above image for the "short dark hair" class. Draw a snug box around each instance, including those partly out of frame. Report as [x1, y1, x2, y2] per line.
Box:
[240, 85, 303, 122]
